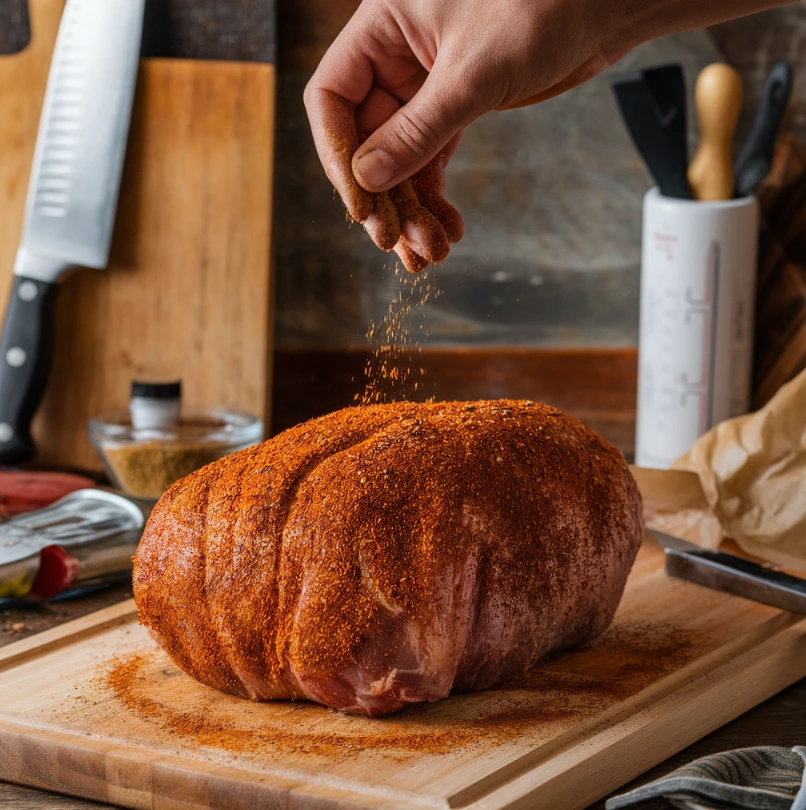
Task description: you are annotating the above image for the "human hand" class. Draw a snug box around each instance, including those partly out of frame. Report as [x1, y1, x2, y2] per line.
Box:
[304, 0, 624, 271]
[305, 0, 789, 272]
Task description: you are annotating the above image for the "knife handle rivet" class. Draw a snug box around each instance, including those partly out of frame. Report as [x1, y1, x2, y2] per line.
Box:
[5, 348, 27, 368]
[17, 282, 38, 303]
[0, 424, 14, 443]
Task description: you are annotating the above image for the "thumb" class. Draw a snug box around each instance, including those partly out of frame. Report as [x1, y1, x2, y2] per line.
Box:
[352, 65, 485, 192]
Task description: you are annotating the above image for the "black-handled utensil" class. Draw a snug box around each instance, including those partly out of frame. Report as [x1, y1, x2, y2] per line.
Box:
[612, 64, 692, 199]
[652, 530, 806, 614]
[0, 278, 58, 463]
[733, 60, 793, 198]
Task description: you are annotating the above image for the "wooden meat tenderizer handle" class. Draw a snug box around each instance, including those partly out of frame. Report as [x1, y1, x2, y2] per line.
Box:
[688, 63, 743, 201]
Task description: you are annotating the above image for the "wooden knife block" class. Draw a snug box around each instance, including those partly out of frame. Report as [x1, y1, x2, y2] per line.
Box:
[0, 0, 275, 471]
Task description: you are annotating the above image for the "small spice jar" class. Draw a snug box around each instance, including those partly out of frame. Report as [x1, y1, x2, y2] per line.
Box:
[89, 381, 263, 501]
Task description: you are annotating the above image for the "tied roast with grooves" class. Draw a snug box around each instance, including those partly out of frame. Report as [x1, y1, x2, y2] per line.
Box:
[133, 400, 643, 716]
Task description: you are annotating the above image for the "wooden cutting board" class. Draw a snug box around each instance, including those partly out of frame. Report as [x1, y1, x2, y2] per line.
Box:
[0, 536, 804, 810]
[0, 0, 276, 471]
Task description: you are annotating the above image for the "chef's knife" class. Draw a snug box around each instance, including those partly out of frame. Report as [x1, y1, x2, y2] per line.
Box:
[652, 530, 806, 614]
[612, 64, 692, 199]
[733, 60, 793, 198]
[0, 0, 145, 464]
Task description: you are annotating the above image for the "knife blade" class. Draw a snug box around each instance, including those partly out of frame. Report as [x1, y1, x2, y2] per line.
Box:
[0, 0, 145, 464]
[650, 529, 806, 614]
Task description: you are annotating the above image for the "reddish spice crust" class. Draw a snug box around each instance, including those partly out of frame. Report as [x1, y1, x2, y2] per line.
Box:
[133, 400, 643, 716]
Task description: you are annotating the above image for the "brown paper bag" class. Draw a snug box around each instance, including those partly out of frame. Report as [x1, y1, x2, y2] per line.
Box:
[629, 466, 723, 550]
[673, 367, 806, 572]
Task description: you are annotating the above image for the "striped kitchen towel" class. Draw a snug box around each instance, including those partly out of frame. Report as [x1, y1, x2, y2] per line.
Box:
[607, 746, 806, 810]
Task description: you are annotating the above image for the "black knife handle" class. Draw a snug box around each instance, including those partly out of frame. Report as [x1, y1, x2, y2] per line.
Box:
[0, 276, 59, 464]
[733, 61, 793, 198]
[665, 547, 806, 614]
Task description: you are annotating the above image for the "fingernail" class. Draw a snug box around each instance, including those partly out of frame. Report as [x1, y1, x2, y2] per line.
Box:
[354, 150, 397, 189]
[406, 239, 426, 257]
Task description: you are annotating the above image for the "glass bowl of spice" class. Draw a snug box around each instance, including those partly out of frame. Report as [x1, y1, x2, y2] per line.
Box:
[89, 381, 263, 502]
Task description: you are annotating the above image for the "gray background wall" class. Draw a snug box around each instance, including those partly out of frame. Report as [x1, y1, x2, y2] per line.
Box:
[274, 3, 806, 349]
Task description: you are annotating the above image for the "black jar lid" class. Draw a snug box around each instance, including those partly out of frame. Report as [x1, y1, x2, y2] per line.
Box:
[131, 381, 182, 400]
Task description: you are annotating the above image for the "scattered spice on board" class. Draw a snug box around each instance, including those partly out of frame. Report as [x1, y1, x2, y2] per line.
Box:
[98, 620, 703, 759]
[102, 441, 227, 500]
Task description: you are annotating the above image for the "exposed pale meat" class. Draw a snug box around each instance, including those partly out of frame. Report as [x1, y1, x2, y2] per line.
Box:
[133, 400, 643, 716]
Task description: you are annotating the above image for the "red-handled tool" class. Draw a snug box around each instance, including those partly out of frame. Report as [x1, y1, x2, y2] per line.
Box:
[32, 532, 140, 599]
[0, 489, 148, 600]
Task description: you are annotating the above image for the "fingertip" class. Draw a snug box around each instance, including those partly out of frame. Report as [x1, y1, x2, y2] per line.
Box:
[410, 144, 464, 244]
[306, 90, 375, 223]
[447, 212, 464, 243]
[395, 240, 430, 274]
[388, 182, 450, 264]
[423, 195, 465, 243]
[353, 148, 399, 192]
[363, 192, 401, 251]
[406, 215, 449, 263]
[342, 181, 374, 223]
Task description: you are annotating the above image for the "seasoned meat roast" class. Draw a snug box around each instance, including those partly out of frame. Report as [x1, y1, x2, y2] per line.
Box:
[133, 400, 643, 716]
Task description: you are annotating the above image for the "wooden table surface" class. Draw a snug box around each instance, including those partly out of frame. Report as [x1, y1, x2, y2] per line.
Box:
[1, 590, 804, 810]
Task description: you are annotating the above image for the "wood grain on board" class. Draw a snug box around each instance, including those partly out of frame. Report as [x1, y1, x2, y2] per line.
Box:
[3, 681, 805, 810]
[33, 58, 276, 471]
[0, 538, 805, 810]
[0, 1, 276, 471]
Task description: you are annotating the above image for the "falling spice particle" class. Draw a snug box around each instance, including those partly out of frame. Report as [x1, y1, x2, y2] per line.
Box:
[360, 264, 441, 406]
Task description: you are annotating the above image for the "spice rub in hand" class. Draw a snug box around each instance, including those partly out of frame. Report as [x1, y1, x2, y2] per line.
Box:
[133, 400, 643, 716]
[325, 127, 462, 273]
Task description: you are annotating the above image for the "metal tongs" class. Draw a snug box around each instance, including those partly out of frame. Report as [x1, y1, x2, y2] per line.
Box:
[0, 489, 148, 601]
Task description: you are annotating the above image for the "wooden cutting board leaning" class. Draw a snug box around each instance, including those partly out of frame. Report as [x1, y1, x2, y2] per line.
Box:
[0, 0, 276, 471]
[0, 536, 804, 810]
